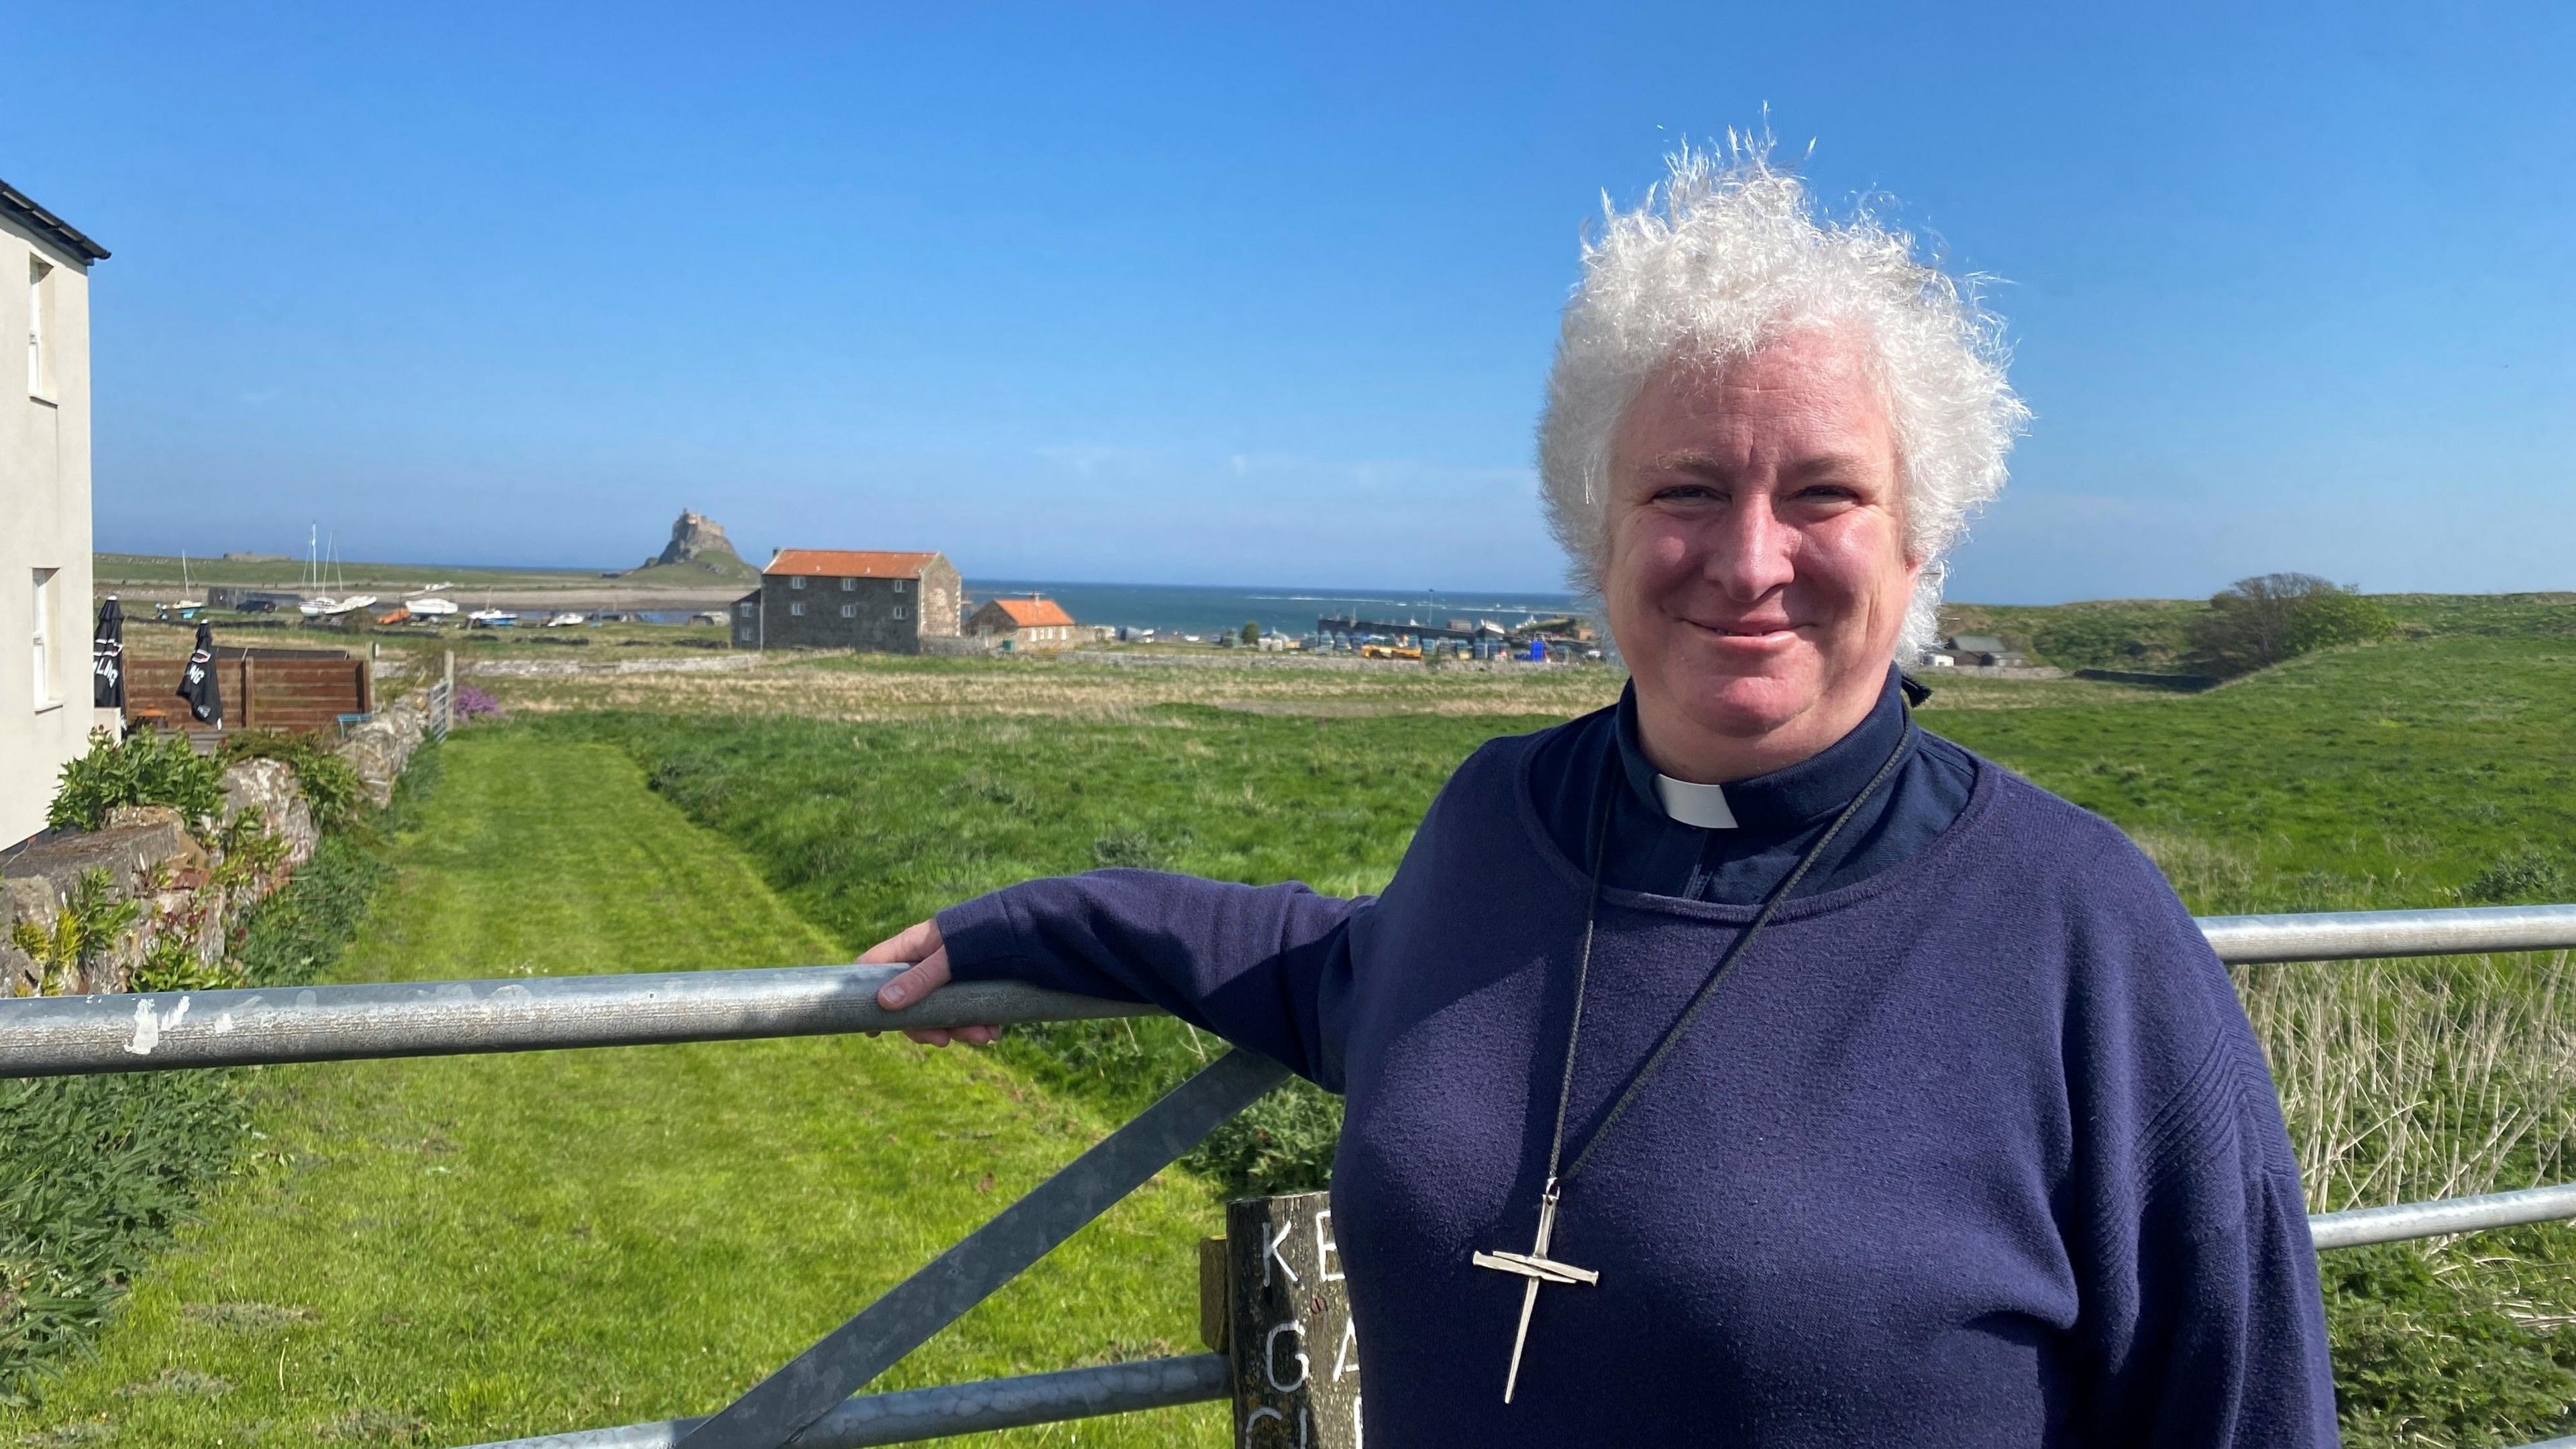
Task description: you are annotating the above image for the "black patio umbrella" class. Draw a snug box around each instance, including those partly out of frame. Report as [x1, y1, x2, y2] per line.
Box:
[177, 622, 222, 726]
[91, 598, 124, 709]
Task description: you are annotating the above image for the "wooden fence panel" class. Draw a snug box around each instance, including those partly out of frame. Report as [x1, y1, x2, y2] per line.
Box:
[121, 655, 368, 735]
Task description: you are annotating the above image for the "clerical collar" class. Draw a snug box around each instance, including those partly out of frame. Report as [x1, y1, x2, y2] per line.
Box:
[1612, 669, 1914, 834]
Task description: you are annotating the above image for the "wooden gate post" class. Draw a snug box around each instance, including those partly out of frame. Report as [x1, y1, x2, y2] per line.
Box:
[1222, 1191, 1360, 1448]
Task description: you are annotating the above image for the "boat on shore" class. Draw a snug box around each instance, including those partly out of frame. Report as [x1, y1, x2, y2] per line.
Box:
[544, 612, 586, 628]
[468, 608, 519, 628]
[292, 527, 374, 617]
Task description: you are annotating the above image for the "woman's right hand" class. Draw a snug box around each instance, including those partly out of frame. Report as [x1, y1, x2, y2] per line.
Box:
[863, 918, 1001, 1048]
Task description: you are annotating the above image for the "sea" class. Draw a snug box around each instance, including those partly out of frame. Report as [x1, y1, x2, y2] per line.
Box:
[960, 580, 1593, 640]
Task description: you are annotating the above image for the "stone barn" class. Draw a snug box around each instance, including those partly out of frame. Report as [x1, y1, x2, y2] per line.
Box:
[967, 595, 1081, 651]
[745, 549, 961, 653]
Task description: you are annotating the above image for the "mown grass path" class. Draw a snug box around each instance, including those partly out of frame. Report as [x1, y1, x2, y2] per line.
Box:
[0, 735, 1222, 1447]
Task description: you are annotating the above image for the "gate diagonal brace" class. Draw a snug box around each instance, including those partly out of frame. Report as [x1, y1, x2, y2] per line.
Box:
[676, 1046, 1292, 1449]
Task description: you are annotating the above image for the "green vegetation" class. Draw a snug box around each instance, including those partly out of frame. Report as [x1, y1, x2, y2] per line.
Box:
[217, 731, 366, 835]
[1943, 588, 2573, 675]
[1928, 636, 2573, 910]
[7, 871, 143, 999]
[548, 705, 1513, 1200]
[616, 553, 759, 588]
[0, 736, 1218, 1447]
[2184, 574, 2397, 679]
[0, 751, 422, 1407]
[44, 729, 227, 834]
[93, 553, 611, 592]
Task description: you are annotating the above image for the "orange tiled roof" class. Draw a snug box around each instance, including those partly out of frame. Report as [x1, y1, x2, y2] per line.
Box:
[765, 549, 943, 579]
[988, 597, 1075, 628]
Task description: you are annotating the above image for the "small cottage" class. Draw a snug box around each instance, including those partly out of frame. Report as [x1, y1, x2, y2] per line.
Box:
[967, 596, 1080, 651]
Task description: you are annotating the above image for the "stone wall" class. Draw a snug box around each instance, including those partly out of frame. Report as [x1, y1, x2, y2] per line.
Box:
[0, 686, 433, 997]
[337, 686, 435, 809]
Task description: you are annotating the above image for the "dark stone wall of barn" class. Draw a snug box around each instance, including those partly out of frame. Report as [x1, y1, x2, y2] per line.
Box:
[752, 561, 962, 653]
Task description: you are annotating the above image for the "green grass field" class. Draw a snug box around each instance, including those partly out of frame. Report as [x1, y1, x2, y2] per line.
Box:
[1941, 590, 2576, 672]
[0, 735, 1224, 1447]
[92, 553, 617, 593]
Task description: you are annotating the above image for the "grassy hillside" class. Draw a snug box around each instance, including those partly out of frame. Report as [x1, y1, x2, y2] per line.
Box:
[0, 735, 1222, 1447]
[617, 553, 759, 588]
[1931, 637, 2575, 911]
[1941, 588, 2576, 672]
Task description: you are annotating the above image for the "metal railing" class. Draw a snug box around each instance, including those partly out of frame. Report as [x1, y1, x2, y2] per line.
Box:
[1, 902, 2572, 1448]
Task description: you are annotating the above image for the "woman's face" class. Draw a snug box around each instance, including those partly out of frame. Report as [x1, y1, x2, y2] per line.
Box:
[1602, 329, 1917, 775]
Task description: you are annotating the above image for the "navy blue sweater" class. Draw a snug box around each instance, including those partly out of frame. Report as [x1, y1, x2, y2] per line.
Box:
[938, 715, 2339, 1446]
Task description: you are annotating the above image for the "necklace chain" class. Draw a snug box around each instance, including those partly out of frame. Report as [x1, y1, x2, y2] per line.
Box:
[1539, 711, 1914, 1195]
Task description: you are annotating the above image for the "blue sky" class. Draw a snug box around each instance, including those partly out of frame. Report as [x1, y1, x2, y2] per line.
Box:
[14, 2, 2571, 600]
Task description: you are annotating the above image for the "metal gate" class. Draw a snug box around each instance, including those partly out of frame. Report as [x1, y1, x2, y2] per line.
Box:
[4, 902, 2575, 1448]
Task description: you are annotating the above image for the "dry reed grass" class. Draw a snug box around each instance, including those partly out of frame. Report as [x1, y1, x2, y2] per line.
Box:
[2243, 953, 2576, 1216]
[470, 648, 2154, 722]
[474, 652, 1627, 720]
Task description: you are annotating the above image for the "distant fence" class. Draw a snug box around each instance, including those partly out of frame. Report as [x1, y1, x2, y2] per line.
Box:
[1, 902, 2573, 1448]
[121, 650, 371, 735]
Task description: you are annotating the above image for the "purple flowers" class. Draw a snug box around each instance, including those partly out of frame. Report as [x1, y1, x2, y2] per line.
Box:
[453, 686, 505, 722]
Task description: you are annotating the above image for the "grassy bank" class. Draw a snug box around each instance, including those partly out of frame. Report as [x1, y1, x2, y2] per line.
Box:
[544, 704, 1525, 1200]
[0, 733, 1222, 1448]
[0, 751, 429, 1409]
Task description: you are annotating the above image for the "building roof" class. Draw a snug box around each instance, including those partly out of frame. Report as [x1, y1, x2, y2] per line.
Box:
[1948, 635, 2011, 653]
[0, 180, 109, 264]
[984, 596, 1075, 628]
[764, 549, 943, 579]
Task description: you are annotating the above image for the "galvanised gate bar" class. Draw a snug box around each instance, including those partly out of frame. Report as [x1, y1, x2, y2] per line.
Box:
[4, 903, 2575, 1449]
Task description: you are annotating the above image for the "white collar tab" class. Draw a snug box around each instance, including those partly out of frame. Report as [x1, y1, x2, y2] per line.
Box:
[1654, 773, 1739, 830]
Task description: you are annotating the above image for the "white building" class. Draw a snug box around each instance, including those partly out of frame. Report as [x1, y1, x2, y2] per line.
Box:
[1, 181, 109, 850]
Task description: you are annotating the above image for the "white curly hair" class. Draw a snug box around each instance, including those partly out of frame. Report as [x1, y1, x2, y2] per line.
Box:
[1537, 140, 2030, 657]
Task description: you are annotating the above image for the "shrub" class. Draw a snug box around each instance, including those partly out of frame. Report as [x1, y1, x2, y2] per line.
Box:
[1240, 621, 1262, 645]
[2463, 849, 2569, 905]
[209, 806, 290, 896]
[7, 871, 142, 997]
[129, 932, 241, 994]
[452, 685, 504, 722]
[2188, 575, 2394, 678]
[2286, 588, 2398, 656]
[44, 729, 225, 834]
[219, 731, 364, 834]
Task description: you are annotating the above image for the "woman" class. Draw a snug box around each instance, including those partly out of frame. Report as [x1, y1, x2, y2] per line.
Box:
[869, 150, 2338, 1446]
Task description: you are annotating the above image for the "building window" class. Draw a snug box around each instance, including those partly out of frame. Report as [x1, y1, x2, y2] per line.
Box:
[30, 568, 58, 706]
[790, 576, 807, 590]
[840, 603, 856, 618]
[840, 577, 855, 592]
[894, 578, 906, 593]
[27, 258, 56, 402]
[790, 601, 806, 617]
[738, 602, 755, 617]
[893, 606, 906, 620]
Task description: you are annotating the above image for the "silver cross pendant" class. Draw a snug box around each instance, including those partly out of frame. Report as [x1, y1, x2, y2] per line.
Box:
[1469, 1177, 1600, 1403]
